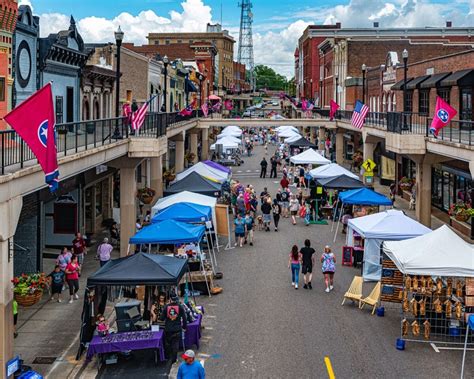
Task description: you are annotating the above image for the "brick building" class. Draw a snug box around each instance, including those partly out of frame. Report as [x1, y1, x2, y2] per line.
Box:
[0, 0, 17, 130]
[297, 24, 474, 110]
[147, 23, 234, 94]
[232, 61, 249, 93]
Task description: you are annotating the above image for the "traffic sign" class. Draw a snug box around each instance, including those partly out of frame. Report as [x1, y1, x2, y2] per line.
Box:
[362, 158, 376, 173]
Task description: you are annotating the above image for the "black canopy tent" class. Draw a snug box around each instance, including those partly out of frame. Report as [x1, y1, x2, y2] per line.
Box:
[317, 174, 365, 189]
[77, 254, 188, 359]
[164, 172, 221, 197]
[288, 137, 317, 150]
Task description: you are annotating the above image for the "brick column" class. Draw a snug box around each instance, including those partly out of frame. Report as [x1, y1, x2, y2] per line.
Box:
[150, 156, 163, 199]
[190, 133, 198, 164]
[0, 196, 22, 379]
[318, 127, 326, 151]
[175, 140, 185, 173]
[335, 130, 344, 164]
[415, 160, 432, 228]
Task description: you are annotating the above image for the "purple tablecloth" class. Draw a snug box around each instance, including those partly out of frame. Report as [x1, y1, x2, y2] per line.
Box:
[182, 314, 202, 349]
[87, 330, 165, 361]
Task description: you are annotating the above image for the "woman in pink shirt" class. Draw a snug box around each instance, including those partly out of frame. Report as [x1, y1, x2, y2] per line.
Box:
[287, 245, 302, 289]
[65, 255, 81, 304]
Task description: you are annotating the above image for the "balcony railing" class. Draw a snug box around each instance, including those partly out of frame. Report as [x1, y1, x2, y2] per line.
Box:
[427, 118, 474, 146]
[0, 111, 200, 175]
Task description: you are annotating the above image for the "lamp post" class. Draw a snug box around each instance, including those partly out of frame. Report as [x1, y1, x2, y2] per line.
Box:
[162, 55, 169, 113]
[319, 79, 322, 108]
[362, 63, 367, 104]
[206, 80, 210, 99]
[335, 73, 339, 105]
[310, 78, 313, 101]
[197, 72, 204, 109]
[113, 26, 124, 138]
[402, 49, 409, 114]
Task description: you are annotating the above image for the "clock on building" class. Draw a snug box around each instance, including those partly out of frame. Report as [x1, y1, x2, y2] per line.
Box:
[16, 40, 32, 88]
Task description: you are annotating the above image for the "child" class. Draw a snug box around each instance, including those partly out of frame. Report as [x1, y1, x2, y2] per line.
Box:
[96, 314, 109, 336]
[304, 203, 312, 226]
[48, 265, 65, 303]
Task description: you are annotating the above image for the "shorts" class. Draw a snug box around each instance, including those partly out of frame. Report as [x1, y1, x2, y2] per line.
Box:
[290, 210, 298, 216]
[323, 271, 335, 275]
[51, 284, 63, 294]
[302, 264, 313, 274]
[14, 314, 17, 325]
[263, 214, 271, 223]
[235, 232, 245, 238]
[281, 201, 289, 208]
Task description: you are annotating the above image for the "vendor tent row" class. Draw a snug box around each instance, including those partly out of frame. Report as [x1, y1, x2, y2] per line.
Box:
[211, 125, 243, 151]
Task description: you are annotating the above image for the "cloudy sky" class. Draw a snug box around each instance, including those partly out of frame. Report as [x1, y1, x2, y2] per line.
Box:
[20, 0, 474, 78]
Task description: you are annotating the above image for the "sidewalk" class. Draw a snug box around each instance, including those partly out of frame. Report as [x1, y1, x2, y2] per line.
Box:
[14, 231, 119, 378]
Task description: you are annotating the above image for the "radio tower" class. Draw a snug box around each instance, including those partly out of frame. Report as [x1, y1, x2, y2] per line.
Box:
[237, 0, 255, 91]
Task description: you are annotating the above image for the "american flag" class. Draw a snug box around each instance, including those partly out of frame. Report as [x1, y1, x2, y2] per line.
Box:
[131, 96, 156, 130]
[351, 100, 369, 129]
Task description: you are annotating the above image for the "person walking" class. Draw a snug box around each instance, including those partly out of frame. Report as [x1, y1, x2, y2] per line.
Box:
[272, 199, 281, 231]
[321, 246, 336, 292]
[261, 197, 272, 232]
[249, 195, 258, 218]
[270, 156, 278, 178]
[177, 350, 205, 379]
[56, 247, 72, 272]
[260, 157, 268, 178]
[65, 255, 81, 303]
[280, 188, 290, 218]
[280, 175, 289, 190]
[48, 265, 65, 302]
[160, 294, 187, 364]
[234, 213, 246, 248]
[289, 194, 300, 225]
[97, 237, 113, 267]
[288, 245, 302, 289]
[244, 212, 254, 246]
[300, 239, 316, 289]
[72, 232, 87, 266]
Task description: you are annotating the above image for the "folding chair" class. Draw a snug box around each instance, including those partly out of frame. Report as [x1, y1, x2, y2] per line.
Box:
[341, 276, 363, 307]
[359, 282, 382, 315]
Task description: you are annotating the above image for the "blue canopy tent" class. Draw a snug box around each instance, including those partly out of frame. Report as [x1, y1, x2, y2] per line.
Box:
[129, 219, 212, 296]
[333, 188, 392, 242]
[151, 203, 218, 271]
[152, 203, 212, 224]
[130, 219, 205, 245]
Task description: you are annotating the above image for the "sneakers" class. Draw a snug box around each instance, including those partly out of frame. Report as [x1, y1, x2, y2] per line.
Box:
[325, 287, 330, 293]
[291, 282, 295, 287]
[308, 283, 313, 290]
[58, 299, 62, 303]
[303, 284, 308, 289]
[249, 242, 253, 246]
[295, 285, 298, 290]
[274, 228, 277, 231]
[69, 299, 73, 304]
[329, 285, 334, 291]
[74, 294, 79, 300]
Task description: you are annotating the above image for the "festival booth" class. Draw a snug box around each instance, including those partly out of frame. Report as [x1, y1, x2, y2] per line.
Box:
[288, 137, 317, 154]
[310, 163, 358, 180]
[284, 134, 302, 144]
[175, 162, 229, 183]
[317, 174, 365, 189]
[203, 160, 231, 175]
[277, 129, 300, 139]
[77, 254, 204, 364]
[275, 125, 298, 132]
[216, 134, 242, 143]
[382, 225, 474, 349]
[129, 220, 215, 296]
[290, 148, 331, 166]
[346, 210, 431, 281]
[164, 172, 221, 197]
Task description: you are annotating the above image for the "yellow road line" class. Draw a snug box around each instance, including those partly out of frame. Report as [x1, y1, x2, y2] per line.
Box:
[324, 356, 335, 379]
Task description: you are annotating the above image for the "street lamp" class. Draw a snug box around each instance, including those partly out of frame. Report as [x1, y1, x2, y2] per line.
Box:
[402, 49, 409, 113]
[335, 72, 339, 105]
[319, 79, 323, 107]
[310, 78, 313, 101]
[362, 63, 367, 104]
[162, 55, 169, 113]
[197, 72, 205, 108]
[113, 26, 124, 138]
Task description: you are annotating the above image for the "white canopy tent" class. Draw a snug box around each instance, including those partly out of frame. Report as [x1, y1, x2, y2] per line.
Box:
[175, 162, 228, 183]
[383, 225, 474, 277]
[275, 125, 298, 132]
[347, 210, 431, 281]
[278, 129, 301, 138]
[219, 129, 242, 137]
[309, 163, 358, 180]
[210, 138, 240, 151]
[284, 134, 302, 143]
[216, 134, 242, 144]
[290, 148, 331, 165]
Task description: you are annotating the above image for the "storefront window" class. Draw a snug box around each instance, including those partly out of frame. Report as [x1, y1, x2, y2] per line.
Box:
[405, 90, 413, 112]
[419, 90, 430, 115]
[431, 169, 443, 209]
[437, 88, 450, 104]
[95, 183, 102, 217]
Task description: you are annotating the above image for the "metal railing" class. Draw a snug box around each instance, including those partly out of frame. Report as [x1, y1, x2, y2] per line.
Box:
[427, 118, 474, 146]
[386, 112, 428, 134]
[0, 111, 200, 175]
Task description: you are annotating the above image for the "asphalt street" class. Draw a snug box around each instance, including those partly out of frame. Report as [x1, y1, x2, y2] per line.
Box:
[100, 143, 473, 378]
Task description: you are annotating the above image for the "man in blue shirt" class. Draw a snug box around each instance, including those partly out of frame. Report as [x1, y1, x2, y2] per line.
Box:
[234, 214, 245, 248]
[177, 350, 205, 379]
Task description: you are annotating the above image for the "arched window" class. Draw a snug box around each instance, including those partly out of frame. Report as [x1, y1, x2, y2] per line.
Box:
[82, 97, 90, 121]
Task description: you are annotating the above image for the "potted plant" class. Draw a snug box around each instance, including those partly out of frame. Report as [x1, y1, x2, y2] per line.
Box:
[137, 187, 156, 204]
[352, 151, 363, 168]
[163, 169, 176, 185]
[449, 201, 474, 222]
[12, 273, 49, 307]
[185, 152, 196, 163]
[399, 177, 415, 191]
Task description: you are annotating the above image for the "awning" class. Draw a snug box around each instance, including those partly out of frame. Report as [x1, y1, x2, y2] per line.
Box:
[419, 72, 451, 89]
[440, 69, 474, 87]
[405, 75, 430, 90]
[391, 77, 413, 90]
[185, 78, 198, 93]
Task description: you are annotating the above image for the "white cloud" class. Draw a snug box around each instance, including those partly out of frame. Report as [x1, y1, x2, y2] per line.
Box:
[18, 0, 33, 11]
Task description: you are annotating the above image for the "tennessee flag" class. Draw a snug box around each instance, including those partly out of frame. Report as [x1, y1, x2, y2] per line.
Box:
[201, 102, 209, 117]
[4, 83, 59, 192]
[329, 100, 340, 121]
[179, 98, 197, 116]
[429, 96, 457, 137]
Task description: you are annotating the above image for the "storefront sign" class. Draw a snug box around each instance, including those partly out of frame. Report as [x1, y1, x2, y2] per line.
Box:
[6, 356, 19, 377]
[96, 165, 108, 174]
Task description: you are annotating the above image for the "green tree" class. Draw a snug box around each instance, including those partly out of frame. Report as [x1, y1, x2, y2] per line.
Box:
[254, 65, 289, 91]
